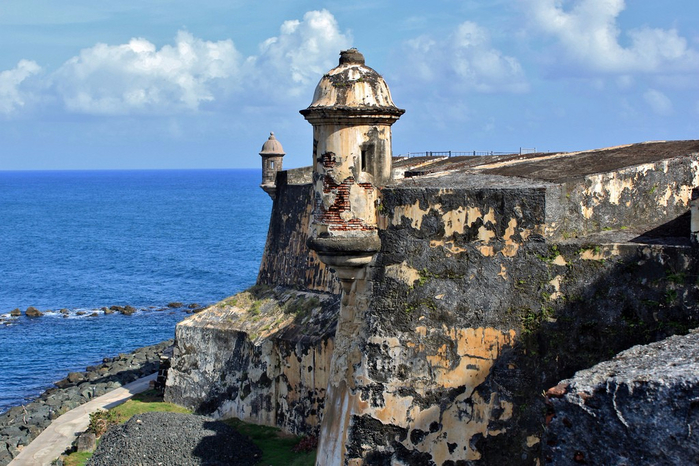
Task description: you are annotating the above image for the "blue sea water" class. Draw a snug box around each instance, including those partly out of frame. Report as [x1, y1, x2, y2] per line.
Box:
[0, 169, 272, 412]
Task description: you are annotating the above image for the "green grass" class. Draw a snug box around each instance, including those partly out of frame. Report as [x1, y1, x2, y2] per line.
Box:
[109, 391, 191, 422]
[62, 390, 316, 466]
[224, 418, 317, 466]
[61, 450, 93, 466]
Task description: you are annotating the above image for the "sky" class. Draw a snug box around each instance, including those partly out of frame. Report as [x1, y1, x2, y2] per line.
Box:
[1, 0, 698, 170]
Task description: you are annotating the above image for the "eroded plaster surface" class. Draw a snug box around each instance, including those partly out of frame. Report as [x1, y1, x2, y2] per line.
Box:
[165, 287, 339, 435]
[168, 140, 699, 466]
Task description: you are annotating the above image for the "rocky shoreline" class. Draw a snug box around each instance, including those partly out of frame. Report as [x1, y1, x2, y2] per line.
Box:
[0, 302, 205, 325]
[0, 340, 173, 466]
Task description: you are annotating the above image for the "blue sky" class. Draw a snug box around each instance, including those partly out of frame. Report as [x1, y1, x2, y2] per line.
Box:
[1, 0, 698, 170]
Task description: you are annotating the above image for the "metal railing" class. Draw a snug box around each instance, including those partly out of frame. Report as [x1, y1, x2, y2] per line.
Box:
[398, 148, 538, 158]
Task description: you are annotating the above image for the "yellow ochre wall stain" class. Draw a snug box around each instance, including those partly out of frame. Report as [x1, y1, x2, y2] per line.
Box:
[392, 201, 541, 258]
[359, 327, 517, 463]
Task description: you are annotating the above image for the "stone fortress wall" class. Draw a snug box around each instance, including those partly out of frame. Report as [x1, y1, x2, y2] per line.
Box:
[165, 48, 699, 465]
[257, 167, 341, 295]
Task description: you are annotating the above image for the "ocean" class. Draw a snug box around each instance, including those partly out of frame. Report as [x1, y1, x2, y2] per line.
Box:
[0, 169, 272, 412]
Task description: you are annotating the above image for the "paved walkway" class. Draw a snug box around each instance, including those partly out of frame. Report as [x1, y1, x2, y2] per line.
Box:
[9, 372, 158, 466]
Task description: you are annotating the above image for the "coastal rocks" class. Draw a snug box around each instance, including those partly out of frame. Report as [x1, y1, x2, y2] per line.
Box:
[107, 305, 137, 315]
[67, 372, 86, 384]
[119, 306, 136, 315]
[25, 307, 43, 317]
[544, 330, 699, 465]
[0, 340, 173, 466]
[2, 302, 203, 325]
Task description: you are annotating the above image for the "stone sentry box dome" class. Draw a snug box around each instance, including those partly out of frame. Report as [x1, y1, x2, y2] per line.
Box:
[259, 132, 285, 199]
[300, 48, 404, 292]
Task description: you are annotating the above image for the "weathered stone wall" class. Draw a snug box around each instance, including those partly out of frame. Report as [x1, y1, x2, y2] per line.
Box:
[257, 171, 341, 294]
[316, 181, 699, 465]
[380, 185, 547, 258]
[167, 143, 699, 465]
[551, 155, 699, 239]
[164, 287, 340, 435]
[471, 142, 699, 240]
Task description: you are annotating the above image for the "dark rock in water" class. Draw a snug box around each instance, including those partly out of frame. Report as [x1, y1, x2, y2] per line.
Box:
[10, 309, 21, 317]
[89, 312, 99, 317]
[76, 431, 97, 452]
[188, 303, 200, 309]
[544, 330, 699, 465]
[119, 306, 136, 315]
[25, 307, 43, 317]
[60, 309, 69, 314]
[167, 302, 184, 308]
[191, 308, 205, 313]
[67, 372, 85, 384]
[54, 377, 72, 389]
[87, 412, 261, 466]
[76, 311, 86, 316]
[102, 307, 114, 315]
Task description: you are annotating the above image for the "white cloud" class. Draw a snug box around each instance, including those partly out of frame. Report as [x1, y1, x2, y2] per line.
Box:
[524, 0, 699, 75]
[246, 9, 352, 97]
[403, 21, 528, 93]
[52, 31, 242, 115]
[0, 10, 351, 116]
[0, 60, 42, 115]
[643, 89, 673, 116]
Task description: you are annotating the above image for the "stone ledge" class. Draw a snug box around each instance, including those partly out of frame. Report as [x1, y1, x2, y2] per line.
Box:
[545, 329, 699, 465]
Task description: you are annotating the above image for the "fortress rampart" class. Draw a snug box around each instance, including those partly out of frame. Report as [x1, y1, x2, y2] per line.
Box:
[165, 49, 699, 465]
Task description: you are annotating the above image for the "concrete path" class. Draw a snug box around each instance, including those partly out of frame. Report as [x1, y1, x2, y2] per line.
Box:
[9, 372, 158, 466]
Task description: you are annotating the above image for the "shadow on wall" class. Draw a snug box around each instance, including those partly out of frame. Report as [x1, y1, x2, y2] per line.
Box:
[357, 206, 699, 465]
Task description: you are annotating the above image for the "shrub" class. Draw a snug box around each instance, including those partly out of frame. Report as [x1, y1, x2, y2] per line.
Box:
[87, 409, 118, 437]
